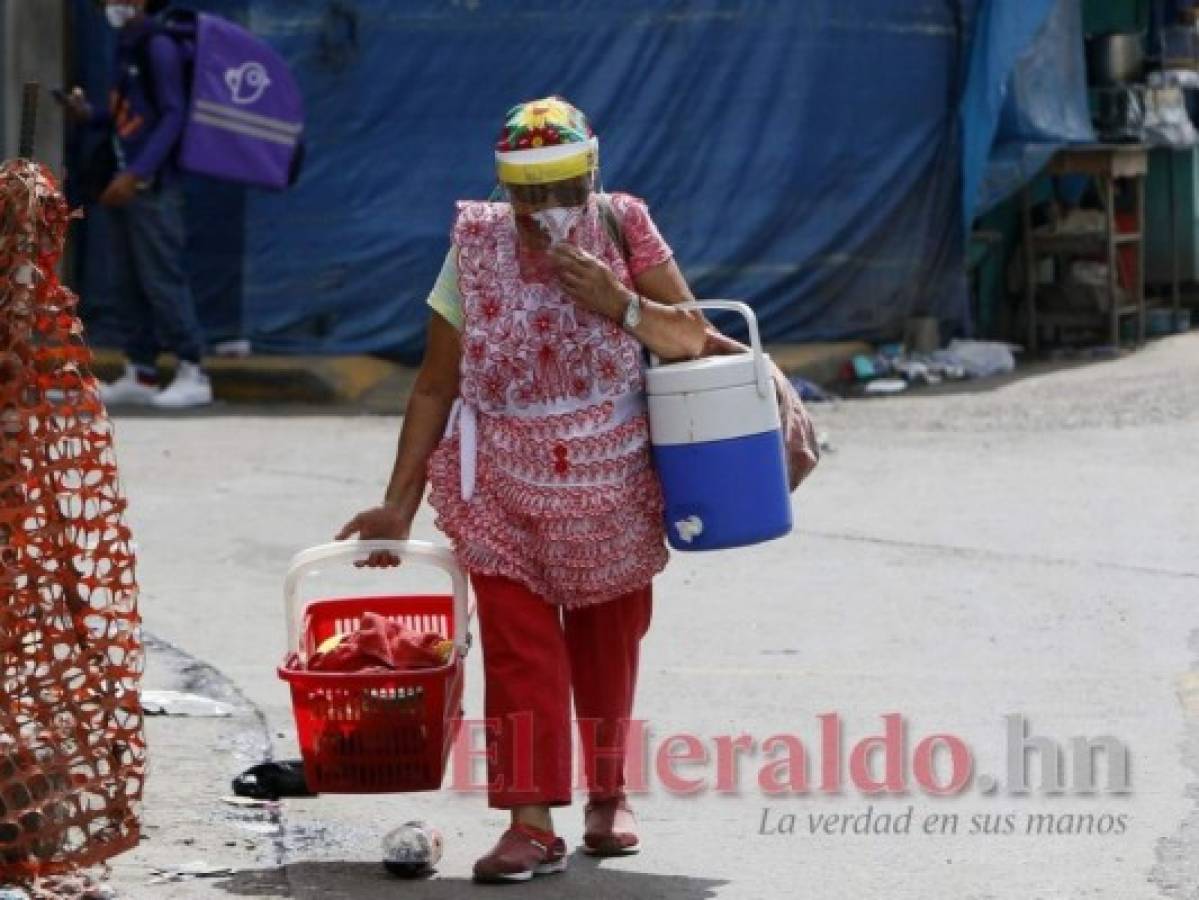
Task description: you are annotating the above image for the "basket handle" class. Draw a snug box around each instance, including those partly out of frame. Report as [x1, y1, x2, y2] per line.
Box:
[649, 300, 772, 399]
[283, 539, 470, 659]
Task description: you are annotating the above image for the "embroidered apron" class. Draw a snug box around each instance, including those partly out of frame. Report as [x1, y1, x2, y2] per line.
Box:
[427, 198, 668, 608]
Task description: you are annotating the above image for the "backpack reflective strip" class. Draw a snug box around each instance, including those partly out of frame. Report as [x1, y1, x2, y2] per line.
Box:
[193, 98, 302, 137]
[191, 110, 297, 146]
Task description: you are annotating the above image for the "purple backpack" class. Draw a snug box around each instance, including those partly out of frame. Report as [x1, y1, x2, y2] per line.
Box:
[155, 10, 305, 190]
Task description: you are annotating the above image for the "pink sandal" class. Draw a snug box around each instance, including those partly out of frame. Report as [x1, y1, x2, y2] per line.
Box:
[583, 796, 641, 856]
[473, 823, 567, 883]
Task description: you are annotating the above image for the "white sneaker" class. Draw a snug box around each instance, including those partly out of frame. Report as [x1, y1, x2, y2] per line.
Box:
[99, 365, 159, 406]
[212, 338, 252, 358]
[151, 361, 213, 409]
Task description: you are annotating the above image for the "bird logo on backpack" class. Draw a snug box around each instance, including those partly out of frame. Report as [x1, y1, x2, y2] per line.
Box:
[225, 61, 272, 105]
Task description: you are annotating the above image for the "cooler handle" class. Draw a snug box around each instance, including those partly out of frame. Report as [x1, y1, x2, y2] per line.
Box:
[283, 539, 470, 660]
[650, 300, 772, 399]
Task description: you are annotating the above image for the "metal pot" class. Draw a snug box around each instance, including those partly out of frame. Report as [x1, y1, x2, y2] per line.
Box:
[1086, 32, 1146, 86]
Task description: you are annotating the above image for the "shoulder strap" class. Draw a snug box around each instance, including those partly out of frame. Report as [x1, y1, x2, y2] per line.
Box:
[137, 66, 158, 119]
[597, 193, 630, 262]
[131, 14, 192, 116]
[131, 25, 164, 115]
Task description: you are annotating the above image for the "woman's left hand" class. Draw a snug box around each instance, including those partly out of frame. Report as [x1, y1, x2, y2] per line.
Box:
[551, 244, 626, 320]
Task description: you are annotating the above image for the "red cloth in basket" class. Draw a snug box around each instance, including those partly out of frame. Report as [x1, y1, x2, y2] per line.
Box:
[306, 611, 450, 673]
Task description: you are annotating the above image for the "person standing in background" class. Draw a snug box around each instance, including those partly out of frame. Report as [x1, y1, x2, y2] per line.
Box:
[66, 0, 212, 409]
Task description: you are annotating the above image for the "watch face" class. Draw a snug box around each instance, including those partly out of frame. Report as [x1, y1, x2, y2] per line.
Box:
[624, 295, 642, 329]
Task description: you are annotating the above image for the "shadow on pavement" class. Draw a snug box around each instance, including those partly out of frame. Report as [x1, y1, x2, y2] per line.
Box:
[214, 852, 729, 898]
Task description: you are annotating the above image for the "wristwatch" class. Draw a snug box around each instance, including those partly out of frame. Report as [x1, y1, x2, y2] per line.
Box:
[622, 292, 643, 331]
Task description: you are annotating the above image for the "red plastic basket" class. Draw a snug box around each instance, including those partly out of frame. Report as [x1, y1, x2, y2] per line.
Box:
[276, 542, 470, 794]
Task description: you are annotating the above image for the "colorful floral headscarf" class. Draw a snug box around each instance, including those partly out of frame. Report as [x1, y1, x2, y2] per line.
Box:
[494, 97, 598, 186]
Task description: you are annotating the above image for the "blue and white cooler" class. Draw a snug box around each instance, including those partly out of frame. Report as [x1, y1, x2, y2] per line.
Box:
[646, 301, 793, 551]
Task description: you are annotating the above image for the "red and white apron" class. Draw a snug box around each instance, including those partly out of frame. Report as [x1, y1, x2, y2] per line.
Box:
[427, 198, 668, 609]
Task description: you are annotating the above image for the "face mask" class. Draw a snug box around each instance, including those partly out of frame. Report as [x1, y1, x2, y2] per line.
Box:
[530, 206, 585, 246]
[105, 5, 139, 29]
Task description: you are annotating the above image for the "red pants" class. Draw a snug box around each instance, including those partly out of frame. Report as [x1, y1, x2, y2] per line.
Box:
[471, 573, 652, 809]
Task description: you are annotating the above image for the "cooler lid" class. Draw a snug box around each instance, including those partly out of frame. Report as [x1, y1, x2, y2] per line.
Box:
[645, 351, 767, 395]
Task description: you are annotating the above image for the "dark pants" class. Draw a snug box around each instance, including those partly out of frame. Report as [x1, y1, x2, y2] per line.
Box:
[108, 183, 205, 369]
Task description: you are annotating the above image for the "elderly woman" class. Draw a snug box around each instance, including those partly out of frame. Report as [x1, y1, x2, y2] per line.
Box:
[337, 97, 707, 883]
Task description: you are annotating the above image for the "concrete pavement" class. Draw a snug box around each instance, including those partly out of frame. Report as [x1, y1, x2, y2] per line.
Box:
[92, 332, 1199, 899]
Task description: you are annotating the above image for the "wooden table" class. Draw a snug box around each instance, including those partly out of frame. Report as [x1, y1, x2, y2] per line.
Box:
[1021, 144, 1149, 351]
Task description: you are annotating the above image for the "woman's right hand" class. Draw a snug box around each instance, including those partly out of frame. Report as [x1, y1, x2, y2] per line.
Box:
[335, 505, 412, 567]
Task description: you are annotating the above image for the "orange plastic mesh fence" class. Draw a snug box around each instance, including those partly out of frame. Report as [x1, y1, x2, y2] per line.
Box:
[0, 160, 144, 881]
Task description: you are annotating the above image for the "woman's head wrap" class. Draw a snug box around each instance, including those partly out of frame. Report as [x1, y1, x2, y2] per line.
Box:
[494, 97, 598, 186]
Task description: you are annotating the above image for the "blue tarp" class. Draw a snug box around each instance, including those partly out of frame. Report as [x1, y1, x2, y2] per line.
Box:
[75, 0, 1079, 359]
[960, 0, 1094, 220]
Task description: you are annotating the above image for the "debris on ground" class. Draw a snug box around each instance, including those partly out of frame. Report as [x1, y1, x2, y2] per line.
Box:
[219, 796, 279, 810]
[849, 339, 1020, 396]
[147, 862, 234, 885]
[140, 690, 234, 718]
[232, 760, 315, 800]
[787, 375, 838, 403]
